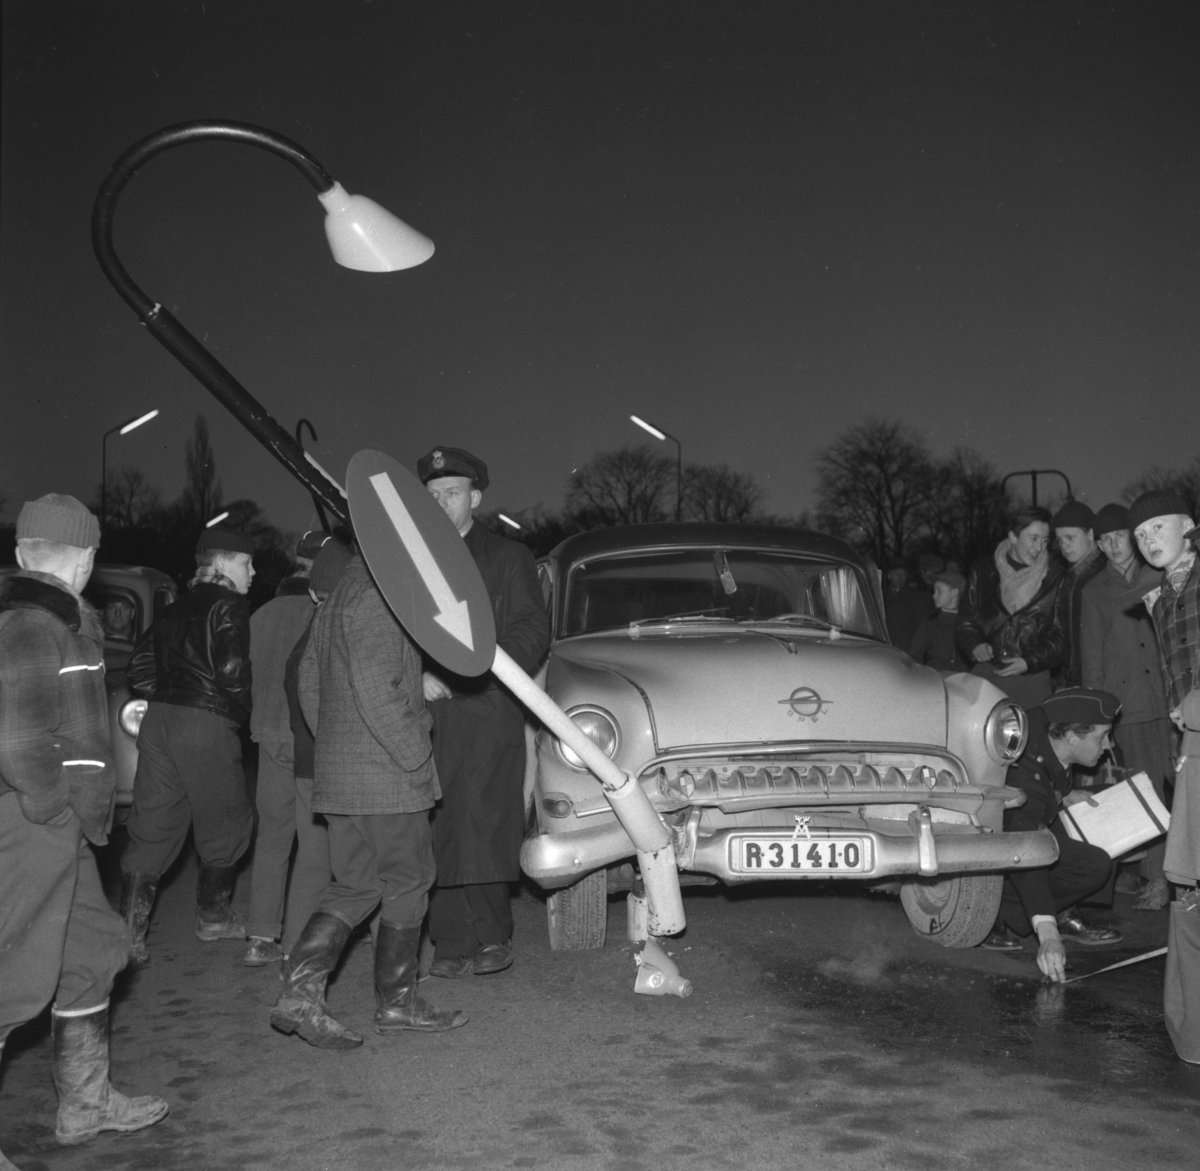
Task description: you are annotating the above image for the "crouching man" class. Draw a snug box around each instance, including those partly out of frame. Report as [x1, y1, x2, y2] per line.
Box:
[0, 495, 167, 1155]
[982, 687, 1124, 978]
[270, 552, 466, 1048]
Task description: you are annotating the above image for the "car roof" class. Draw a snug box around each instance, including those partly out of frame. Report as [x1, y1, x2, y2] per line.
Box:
[546, 523, 872, 571]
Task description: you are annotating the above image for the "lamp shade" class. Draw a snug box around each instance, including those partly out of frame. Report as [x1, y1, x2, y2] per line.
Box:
[318, 182, 434, 272]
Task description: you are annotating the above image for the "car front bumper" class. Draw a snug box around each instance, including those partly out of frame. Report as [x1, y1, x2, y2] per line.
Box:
[521, 812, 1059, 889]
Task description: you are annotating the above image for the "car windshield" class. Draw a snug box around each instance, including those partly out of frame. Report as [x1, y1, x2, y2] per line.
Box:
[563, 548, 883, 639]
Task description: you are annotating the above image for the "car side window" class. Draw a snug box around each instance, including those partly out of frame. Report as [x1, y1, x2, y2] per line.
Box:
[154, 586, 177, 624]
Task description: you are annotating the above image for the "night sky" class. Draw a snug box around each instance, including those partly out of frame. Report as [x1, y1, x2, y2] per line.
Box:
[3, 1, 1198, 538]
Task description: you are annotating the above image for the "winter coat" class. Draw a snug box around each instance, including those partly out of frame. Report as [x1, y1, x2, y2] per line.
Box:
[249, 578, 313, 743]
[956, 553, 1065, 676]
[1052, 546, 1107, 687]
[0, 572, 116, 844]
[908, 609, 969, 673]
[128, 581, 252, 724]
[299, 558, 438, 816]
[1080, 560, 1168, 725]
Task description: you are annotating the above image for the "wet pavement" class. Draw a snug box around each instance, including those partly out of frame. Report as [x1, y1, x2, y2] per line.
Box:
[2, 845, 1198, 1170]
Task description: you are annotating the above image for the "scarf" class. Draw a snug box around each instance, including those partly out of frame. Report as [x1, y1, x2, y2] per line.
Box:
[994, 537, 1048, 615]
[188, 565, 237, 592]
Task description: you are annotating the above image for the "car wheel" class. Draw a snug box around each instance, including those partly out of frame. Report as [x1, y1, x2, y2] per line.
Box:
[546, 870, 608, 951]
[899, 873, 1003, 949]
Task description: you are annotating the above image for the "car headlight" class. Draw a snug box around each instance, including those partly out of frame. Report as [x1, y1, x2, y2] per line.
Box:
[557, 706, 619, 770]
[984, 700, 1027, 764]
[119, 698, 148, 737]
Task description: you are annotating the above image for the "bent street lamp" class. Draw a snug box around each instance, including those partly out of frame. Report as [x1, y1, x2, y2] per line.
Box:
[101, 408, 160, 530]
[630, 414, 683, 522]
[92, 120, 435, 527]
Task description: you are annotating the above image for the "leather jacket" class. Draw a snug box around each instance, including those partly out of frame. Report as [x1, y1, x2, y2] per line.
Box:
[955, 553, 1065, 676]
[128, 582, 252, 724]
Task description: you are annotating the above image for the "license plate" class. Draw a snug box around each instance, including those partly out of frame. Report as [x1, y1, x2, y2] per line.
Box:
[736, 836, 869, 873]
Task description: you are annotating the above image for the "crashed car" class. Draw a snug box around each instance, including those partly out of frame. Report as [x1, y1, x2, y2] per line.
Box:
[520, 523, 1058, 950]
[0, 562, 178, 811]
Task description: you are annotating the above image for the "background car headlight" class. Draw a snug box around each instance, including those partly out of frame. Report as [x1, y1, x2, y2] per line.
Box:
[119, 698, 148, 737]
[984, 701, 1027, 763]
[557, 706, 619, 769]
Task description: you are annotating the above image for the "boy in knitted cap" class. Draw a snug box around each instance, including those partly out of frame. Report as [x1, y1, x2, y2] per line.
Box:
[1051, 500, 1106, 687]
[0, 494, 168, 1152]
[120, 526, 257, 965]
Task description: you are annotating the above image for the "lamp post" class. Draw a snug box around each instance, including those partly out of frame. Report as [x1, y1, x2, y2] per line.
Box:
[92, 120, 435, 527]
[1001, 469, 1073, 508]
[630, 414, 683, 522]
[101, 408, 159, 530]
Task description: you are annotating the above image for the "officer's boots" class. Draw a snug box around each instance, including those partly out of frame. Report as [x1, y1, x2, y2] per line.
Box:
[194, 862, 246, 942]
[374, 921, 469, 1034]
[51, 1003, 168, 1146]
[269, 912, 363, 1049]
[118, 872, 158, 967]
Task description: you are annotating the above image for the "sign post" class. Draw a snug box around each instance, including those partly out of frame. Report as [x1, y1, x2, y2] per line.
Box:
[346, 450, 685, 938]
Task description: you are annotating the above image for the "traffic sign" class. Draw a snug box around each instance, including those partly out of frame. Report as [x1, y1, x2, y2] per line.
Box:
[346, 449, 496, 676]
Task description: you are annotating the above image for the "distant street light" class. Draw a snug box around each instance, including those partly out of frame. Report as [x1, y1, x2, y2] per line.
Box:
[630, 414, 682, 522]
[1001, 469, 1073, 508]
[206, 511, 231, 528]
[498, 513, 521, 531]
[100, 408, 160, 529]
[92, 120, 435, 528]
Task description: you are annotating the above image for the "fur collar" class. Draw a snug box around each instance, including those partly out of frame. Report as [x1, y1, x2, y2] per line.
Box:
[0, 571, 83, 631]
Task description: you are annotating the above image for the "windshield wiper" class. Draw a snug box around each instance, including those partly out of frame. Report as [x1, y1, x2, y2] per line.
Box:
[754, 613, 839, 632]
[628, 608, 733, 628]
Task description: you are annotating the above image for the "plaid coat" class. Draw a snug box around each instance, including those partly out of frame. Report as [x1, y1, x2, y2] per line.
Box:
[299, 558, 438, 815]
[1144, 554, 1200, 711]
[0, 571, 115, 844]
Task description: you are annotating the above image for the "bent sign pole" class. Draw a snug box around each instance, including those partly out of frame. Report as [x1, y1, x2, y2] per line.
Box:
[346, 450, 685, 938]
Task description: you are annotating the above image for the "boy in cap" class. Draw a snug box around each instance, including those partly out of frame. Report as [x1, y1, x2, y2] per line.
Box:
[120, 526, 257, 964]
[908, 570, 969, 672]
[1051, 500, 1106, 687]
[1131, 490, 1200, 892]
[243, 530, 331, 967]
[1080, 503, 1174, 910]
[0, 495, 168, 1153]
[417, 446, 550, 979]
[983, 688, 1124, 980]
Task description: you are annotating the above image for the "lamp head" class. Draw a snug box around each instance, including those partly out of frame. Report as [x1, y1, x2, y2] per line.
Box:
[318, 182, 434, 272]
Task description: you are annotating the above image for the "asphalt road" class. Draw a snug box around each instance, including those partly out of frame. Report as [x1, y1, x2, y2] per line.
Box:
[2, 839, 1198, 1171]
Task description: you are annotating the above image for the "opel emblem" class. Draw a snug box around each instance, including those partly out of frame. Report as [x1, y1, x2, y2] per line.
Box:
[779, 686, 832, 721]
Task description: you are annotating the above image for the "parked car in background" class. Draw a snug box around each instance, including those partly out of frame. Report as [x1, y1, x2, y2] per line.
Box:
[0, 562, 178, 813]
[520, 524, 1058, 951]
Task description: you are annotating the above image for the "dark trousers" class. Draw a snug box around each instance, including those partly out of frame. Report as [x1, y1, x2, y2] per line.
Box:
[123, 702, 253, 878]
[318, 810, 435, 932]
[428, 882, 513, 959]
[0, 793, 129, 1040]
[999, 826, 1114, 936]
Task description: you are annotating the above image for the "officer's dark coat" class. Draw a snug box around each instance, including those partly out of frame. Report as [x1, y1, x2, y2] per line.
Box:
[1003, 706, 1074, 921]
[428, 522, 550, 884]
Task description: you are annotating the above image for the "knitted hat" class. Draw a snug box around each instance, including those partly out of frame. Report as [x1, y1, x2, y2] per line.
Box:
[1092, 503, 1130, 538]
[195, 526, 255, 557]
[1041, 687, 1121, 726]
[416, 446, 489, 491]
[16, 493, 100, 549]
[1052, 500, 1095, 531]
[1128, 489, 1191, 532]
[309, 540, 354, 592]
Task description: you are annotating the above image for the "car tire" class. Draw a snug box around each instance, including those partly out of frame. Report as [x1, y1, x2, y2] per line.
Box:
[546, 870, 608, 951]
[899, 873, 1003, 949]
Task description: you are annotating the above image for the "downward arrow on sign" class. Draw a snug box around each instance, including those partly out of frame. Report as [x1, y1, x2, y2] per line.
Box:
[368, 472, 475, 650]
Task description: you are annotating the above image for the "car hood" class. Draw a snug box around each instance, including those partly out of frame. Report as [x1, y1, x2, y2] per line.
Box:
[554, 627, 947, 751]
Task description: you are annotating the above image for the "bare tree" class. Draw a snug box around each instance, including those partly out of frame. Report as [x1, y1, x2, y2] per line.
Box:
[923, 449, 1011, 568]
[176, 415, 223, 528]
[565, 446, 674, 527]
[94, 467, 163, 531]
[816, 419, 934, 566]
[683, 463, 765, 523]
[1122, 456, 1200, 520]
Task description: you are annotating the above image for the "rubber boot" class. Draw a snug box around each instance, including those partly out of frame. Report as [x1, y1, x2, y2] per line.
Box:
[0, 1040, 18, 1170]
[51, 1004, 168, 1146]
[195, 862, 246, 942]
[374, 921, 469, 1034]
[119, 872, 158, 967]
[269, 912, 362, 1049]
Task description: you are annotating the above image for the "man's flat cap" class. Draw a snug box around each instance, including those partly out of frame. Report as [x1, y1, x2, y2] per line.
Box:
[1052, 501, 1095, 531]
[416, 446, 489, 491]
[1041, 687, 1121, 726]
[934, 570, 966, 592]
[296, 530, 332, 560]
